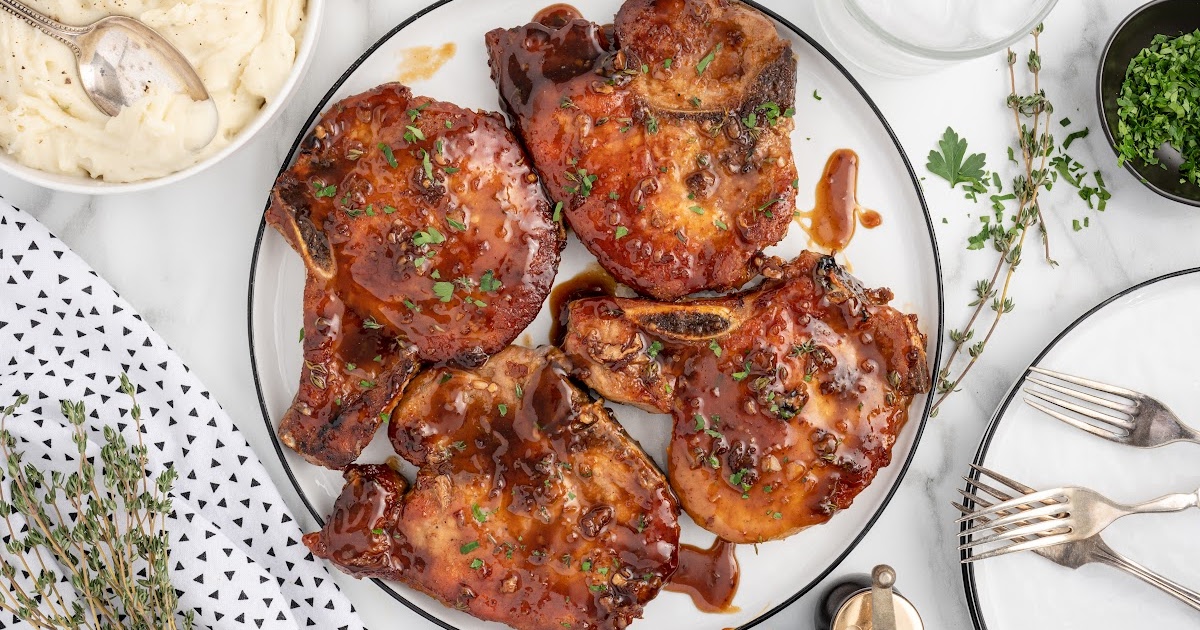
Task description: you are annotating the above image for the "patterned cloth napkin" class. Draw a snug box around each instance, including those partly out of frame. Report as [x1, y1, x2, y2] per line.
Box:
[0, 199, 366, 630]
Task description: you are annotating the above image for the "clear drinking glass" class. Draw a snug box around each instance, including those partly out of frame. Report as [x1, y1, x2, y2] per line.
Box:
[815, 0, 1060, 76]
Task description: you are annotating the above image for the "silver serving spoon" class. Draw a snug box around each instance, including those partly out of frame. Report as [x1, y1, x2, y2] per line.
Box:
[0, 0, 216, 142]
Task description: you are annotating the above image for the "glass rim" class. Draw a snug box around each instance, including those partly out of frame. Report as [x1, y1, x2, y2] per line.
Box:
[844, 0, 1061, 61]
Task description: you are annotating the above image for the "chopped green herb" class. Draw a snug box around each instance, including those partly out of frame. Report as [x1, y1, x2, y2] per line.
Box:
[470, 558, 483, 569]
[460, 541, 480, 554]
[646, 340, 663, 358]
[362, 318, 383, 330]
[379, 412, 390, 424]
[614, 226, 630, 239]
[552, 201, 564, 223]
[372, 528, 385, 535]
[480, 269, 502, 293]
[498, 403, 508, 417]
[407, 102, 430, 121]
[689, 205, 704, 215]
[1062, 127, 1089, 149]
[713, 218, 728, 230]
[663, 58, 673, 69]
[447, 218, 467, 231]
[433, 281, 455, 302]
[413, 227, 446, 247]
[378, 143, 398, 168]
[472, 504, 488, 523]
[696, 43, 723, 75]
[708, 340, 722, 357]
[812, 89, 822, 100]
[732, 363, 751, 381]
[313, 182, 337, 198]
[404, 125, 426, 142]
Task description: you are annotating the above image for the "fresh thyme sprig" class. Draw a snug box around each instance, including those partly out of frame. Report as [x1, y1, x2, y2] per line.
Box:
[930, 25, 1109, 415]
[0, 376, 194, 630]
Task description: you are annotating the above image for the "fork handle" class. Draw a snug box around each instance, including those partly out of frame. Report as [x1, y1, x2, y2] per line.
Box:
[1126, 489, 1200, 515]
[1096, 544, 1200, 611]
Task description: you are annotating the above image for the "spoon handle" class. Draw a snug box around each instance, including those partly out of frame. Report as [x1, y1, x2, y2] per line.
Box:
[0, 0, 86, 54]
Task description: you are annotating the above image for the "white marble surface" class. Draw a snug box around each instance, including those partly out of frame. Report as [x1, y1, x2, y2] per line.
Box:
[2, 1, 1197, 628]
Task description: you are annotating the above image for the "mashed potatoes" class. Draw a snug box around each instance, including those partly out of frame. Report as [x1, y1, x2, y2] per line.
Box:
[0, 0, 306, 183]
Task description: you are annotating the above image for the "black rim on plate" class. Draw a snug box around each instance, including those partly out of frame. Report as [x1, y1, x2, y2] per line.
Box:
[246, 1, 946, 628]
[960, 267, 1200, 630]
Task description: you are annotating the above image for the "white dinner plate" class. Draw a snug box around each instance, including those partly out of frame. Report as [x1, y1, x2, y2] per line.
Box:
[964, 269, 1200, 630]
[248, 1, 944, 628]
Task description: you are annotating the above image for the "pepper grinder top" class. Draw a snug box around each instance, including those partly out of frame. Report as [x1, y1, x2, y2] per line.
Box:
[818, 564, 923, 630]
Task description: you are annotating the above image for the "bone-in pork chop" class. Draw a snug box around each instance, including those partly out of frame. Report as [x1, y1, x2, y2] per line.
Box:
[267, 83, 563, 469]
[486, 0, 798, 300]
[561, 251, 929, 543]
[303, 346, 680, 630]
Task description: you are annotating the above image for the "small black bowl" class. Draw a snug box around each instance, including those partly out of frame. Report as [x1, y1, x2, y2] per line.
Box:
[1097, 0, 1200, 206]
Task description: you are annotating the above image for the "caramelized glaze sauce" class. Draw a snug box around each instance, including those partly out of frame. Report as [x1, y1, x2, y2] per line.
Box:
[534, 3, 584, 27]
[396, 43, 457, 84]
[549, 265, 617, 347]
[796, 149, 882, 252]
[665, 539, 740, 613]
[559, 252, 926, 543]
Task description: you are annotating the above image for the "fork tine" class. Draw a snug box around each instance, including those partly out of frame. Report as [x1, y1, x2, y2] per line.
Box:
[1026, 375, 1138, 415]
[961, 531, 1074, 564]
[970, 465, 1037, 495]
[962, 476, 1016, 503]
[1028, 366, 1141, 399]
[958, 517, 1067, 549]
[955, 487, 1065, 523]
[960, 502, 1070, 535]
[1024, 397, 1127, 441]
[1025, 389, 1135, 430]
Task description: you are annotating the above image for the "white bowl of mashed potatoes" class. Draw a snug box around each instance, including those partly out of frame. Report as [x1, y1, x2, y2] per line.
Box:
[0, 0, 323, 194]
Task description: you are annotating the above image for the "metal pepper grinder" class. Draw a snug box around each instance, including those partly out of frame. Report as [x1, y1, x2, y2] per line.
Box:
[815, 565, 924, 630]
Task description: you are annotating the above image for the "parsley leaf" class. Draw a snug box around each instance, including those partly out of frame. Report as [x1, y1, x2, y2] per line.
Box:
[926, 127, 987, 188]
[432, 281, 455, 302]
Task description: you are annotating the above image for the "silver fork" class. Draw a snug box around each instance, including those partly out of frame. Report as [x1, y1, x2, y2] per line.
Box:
[957, 481, 1200, 554]
[956, 465, 1200, 611]
[1023, 366, 1200, 447]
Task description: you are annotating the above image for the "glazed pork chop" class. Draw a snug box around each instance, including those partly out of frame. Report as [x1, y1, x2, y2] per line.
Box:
[267, 83, 563, 469]
[486, 0, 798, 300]
[303, 346, 680, 630]
[561, 252, 929, 543]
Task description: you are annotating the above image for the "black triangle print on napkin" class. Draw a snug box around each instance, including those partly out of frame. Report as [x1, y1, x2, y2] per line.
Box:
[0, 201, 366, 630]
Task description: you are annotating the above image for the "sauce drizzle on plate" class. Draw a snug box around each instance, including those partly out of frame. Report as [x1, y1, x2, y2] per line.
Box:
[796, 149, 881, 252]
[665, 538, 741, 613]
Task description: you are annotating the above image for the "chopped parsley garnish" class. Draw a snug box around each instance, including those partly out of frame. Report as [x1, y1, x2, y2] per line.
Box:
[472, 504, 488, 523]
[345, 363, 357, 372]
[404, 125, 425, 142]
[378, 143, 398, 168]
[447, 218, 467, 231]
[498, 403, 508, 417]
[420, 149, 434, 181]
[732, 363, 751, 381]
[708, 340, 722, 357]
[470, 558, 484, 569]
[313, 182, 337, 198]
[696, 43, 723, 75]
[713, 218, 728, 230]
[646, 340, 663, 358]
[406, 102, 430, 121]
[383, 205, 397, 214]
[379, 412, 390, 423]
[433, 281, 455, 302]
[480, 270, 502, 293]
[812, 89, 822, 100]
[371, 528, 385, 535]
[413, 227, 446, 247]
[689, 205, 704, 215]
[689, 96, 702, 108]
[663, 58, 673, 69]
[460, 541, 480, 554]
[614, 226, 630, 239]
[362, 318, 383, 330]
[565, 168, 598, 197]
[359, 379, 375, 389]
[552, 201, 564, 223]
[581, 560, 592, 571]
[646, 114, 660, 134]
